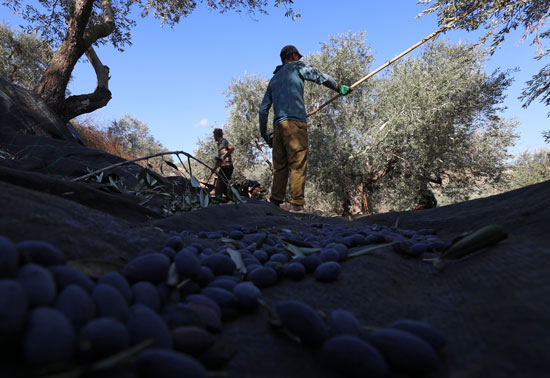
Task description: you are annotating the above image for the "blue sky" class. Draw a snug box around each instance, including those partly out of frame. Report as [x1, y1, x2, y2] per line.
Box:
[2, 1, 548, 155]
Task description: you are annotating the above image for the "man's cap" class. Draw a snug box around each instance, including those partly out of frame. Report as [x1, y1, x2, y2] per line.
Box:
[213, 128, 223, 137]
[280, 45, 303, 61]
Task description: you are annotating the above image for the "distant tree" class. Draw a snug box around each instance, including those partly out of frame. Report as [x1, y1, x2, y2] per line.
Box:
[419, 0, 550, 135]
[0, 22, 52, 90]
[107, 114, 166, 157]
[215, 33, 518, 214]
[508, 149, 550, 189]
[2, 0, 300, 122]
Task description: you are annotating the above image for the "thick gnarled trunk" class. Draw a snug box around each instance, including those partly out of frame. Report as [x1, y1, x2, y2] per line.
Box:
[33, 0, 115, 122]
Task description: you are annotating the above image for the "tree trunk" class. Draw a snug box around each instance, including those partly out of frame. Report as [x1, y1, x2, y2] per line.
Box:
[33, 0, 115, 122]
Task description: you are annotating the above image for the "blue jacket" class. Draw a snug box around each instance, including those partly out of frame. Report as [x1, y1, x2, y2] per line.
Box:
[259, 61, 338, 135]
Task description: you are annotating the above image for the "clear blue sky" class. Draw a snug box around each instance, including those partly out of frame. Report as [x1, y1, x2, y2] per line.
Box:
[2, 1, 548, 155]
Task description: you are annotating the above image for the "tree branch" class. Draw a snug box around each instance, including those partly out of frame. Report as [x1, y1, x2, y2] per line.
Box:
[82, 0, 116, 46]
[71, 150, 216, 182]
[253, 138, 272, 170]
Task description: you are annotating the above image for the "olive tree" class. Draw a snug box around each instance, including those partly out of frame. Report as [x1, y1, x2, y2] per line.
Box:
[0, 22, 52, 90]
[364, 40, 518, 211]
[508, 148, 550, 189]
[1, 0, 299, 122]
[107, 114, 167, 156]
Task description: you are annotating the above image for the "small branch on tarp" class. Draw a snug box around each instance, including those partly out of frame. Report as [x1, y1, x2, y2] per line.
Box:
[71, 150, 213, 182]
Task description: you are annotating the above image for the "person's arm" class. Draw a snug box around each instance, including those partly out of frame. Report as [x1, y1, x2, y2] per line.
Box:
[259, 86, 272, 143]
[221, 143, 234, 161]
[298, 62, 350, 95]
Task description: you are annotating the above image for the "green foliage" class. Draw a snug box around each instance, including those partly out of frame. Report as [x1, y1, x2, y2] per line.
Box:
[107, 114, 167, 157]
[419, 0, 550, 129]
[3, 0, 300, 51]
[508, 148, 550, 189]
[0, 22, 53, 90]
[418, 0, 550, 53]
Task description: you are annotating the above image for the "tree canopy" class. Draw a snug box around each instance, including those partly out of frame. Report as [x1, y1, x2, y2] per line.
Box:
[0, 22, 52, 90]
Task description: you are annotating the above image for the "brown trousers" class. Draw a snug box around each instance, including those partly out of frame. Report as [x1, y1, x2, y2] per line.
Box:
[270, 120, 308, 206]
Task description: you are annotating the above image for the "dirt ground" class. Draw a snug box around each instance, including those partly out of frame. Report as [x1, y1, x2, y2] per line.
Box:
[1, 161, 549, 377]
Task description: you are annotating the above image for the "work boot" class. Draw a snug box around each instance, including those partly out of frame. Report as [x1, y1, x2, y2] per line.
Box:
[289, 203, 305, 213]
[268, 197, 282, 207]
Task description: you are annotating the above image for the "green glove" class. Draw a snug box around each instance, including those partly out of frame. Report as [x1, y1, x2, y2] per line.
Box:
[338, 85, 351, 96]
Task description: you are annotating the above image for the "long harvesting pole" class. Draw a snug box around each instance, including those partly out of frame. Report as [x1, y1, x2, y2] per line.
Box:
[307, 9, 474, 118]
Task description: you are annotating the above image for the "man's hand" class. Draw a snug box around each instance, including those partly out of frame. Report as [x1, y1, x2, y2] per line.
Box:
[338, 85, 351, 96]
[262, 132, 273, 148]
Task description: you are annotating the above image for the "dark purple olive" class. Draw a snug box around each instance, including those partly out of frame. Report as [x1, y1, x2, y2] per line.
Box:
[314, 261, 341, 282]
[0, 279, 29, 335]
[135, 349, 207, 378]
[186, 303, 222, 333]
[160, 247, 176, 260]
[200, 287, 237, 320]
[332, 243, 349, 260]
[322, 335, 388, 377]
[179, 280, 202, 297]
[270, 253, 289, 264]
[300, 254, 322, 273]
[201, 254, 236, 276]
[228, 230, 244, 240]
[343, 234, 368, 248]
[98, 271, 132, 304]
[164, 235, 184, 252]
[389, 319, 446, 352]
[207, 278, 237, 292]
[174, 249, 201, 280]
[284, 262, 306, 281]
[0, 236, 18, 277]
[185, 294, 221, 318]
[23, 307, 75, 367]
[252, 250, 268, 263]
[328, 309, 362, 337]
[196, 266, 215, 287]
[233, 282, 261, 312]
[367, 328, 440, 374]
[132, 281, 161, 311]
[246, 267, 277, 288]
[92, 283, 129, 322]
[128, 304, 173, 349]
[16, 240, 66, 266]
[48, 265, 95, 294]
[172, 326, 215, 356]
[122, 253, 170, 284]
[275, 300, 328, 345]
[55, 284, 96, 329]
[17, 263, 56, 307]
[410, 242, 429, 255]
[162, 303, 202, 329]
[320, 248, 340, 262]
[77, 317, 130, 361]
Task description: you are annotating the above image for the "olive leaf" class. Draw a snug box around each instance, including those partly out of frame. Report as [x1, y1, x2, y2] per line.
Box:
[226, 248, 247, 275]
[348, 242, 396, 257]
[190, 176, 201, 188]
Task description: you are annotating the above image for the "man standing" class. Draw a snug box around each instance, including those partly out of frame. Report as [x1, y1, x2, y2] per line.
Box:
[258, 45, 350, 212]
[213, 128, 234, 198]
